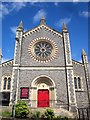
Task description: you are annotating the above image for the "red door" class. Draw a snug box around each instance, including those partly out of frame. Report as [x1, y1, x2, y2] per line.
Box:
[38, 89, 49, 107]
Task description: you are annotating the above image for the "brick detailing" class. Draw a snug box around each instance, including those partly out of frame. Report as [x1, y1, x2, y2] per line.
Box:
[23, 25, 62, 39]
[67, 70, 76, 103]
[63, 33, 72, 65]
[67, 69, 77, 112]
[11, 70, 18, 102]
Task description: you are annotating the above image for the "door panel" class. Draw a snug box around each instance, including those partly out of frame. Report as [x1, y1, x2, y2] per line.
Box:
[38, 89, 49, 107]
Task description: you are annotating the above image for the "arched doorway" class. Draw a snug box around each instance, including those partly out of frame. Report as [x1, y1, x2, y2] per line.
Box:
[31, 75, 56, 108]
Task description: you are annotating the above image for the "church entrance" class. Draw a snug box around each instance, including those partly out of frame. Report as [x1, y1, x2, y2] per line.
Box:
[31, 75, 56, 108]
[38, 89, 49, 107]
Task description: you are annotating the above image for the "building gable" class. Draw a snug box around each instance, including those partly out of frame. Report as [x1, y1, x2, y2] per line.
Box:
[20, 25, 65, 66]
[23, 24, 63, 39]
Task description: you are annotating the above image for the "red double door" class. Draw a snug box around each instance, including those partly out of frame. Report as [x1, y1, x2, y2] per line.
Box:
[38, 89, 49, 107]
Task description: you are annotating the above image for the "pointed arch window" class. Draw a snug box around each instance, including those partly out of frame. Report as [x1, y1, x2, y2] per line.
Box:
[74, 76, 82, 90]
[3, 77, 7, 90]
[78, 77, 81, 89]
[74, 77, 77, 89]
[3, 77, 11, 90]
[7, 77, 11, 90]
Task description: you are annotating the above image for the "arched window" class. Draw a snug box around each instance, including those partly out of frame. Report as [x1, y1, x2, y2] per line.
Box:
[74, 76, 82, 90]
[78, 77, 81, 89]
[7, 77, 11, 89]
[74, 77, 77, 89]
[3, 77, 7, 90]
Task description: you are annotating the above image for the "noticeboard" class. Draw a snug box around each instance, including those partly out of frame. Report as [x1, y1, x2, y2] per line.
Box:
[20, 87, 29, 99]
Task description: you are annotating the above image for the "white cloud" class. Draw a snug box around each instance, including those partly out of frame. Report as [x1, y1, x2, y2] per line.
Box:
[1, 0, 90, 1]
[0, 2, 27, 18]
[56, 17, 71, 27]
[5, 0, 43, 1]
[73, 0, 79, 2]
[1, 0, 29, 2]
[10, 26, 27, 34]
[33, 9, 47, 22]
[10, 26, 17, 34]
[0, 3, 9, 18]
[11, 2, 26, 11]
[54, 2, 58, 6]
[79, 11, 90, 18]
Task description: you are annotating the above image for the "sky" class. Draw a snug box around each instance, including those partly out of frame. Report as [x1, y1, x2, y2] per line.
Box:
[0, 2, 89, 63]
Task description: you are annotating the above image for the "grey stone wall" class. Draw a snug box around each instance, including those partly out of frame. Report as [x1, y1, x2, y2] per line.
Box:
[17, 69, 68, 105]
[75, 91, 89, 108]
[72, 61, 89, 108]
[20, 28, 65, 67]
[2, 61, 13, 77]
[1, 60, 13, 103]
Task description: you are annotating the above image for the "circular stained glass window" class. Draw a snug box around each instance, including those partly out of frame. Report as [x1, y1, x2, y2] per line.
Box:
[34, 41, 52, 58]
[28, 38, 58, 63]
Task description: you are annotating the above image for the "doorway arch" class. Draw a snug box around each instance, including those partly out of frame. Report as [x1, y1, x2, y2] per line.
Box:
[31, 75, 56, 108]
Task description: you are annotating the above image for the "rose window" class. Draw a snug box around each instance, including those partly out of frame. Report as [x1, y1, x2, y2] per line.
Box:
[34, 42, 52, 58]
[28, 38, 58, 62]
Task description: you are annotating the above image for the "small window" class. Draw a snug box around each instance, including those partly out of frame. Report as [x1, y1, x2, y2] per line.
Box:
[7, 78, 11, 89]
[78, 77, 81, 89]
[3, 78, 7, 90]
[74, 77, 77, 89]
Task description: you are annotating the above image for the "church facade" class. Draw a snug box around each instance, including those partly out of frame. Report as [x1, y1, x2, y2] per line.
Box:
[0, 17, 90, 113]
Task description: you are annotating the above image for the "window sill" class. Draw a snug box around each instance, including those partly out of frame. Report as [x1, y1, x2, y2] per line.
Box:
[75, 89, 85, 92]
[2, 90, 11, 92]
[20, 98, 29, 100]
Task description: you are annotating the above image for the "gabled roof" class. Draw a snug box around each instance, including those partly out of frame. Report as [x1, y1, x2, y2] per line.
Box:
[2, 59, 13, 67]
[72, 59, 83, 66]
[23, 24, 63, 39]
